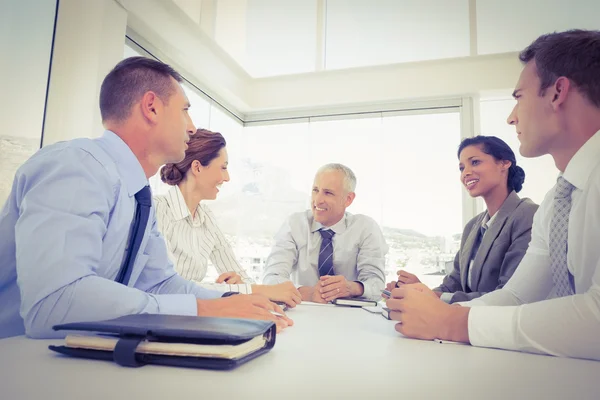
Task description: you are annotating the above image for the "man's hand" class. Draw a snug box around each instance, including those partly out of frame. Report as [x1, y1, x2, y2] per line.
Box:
[385, 284, 469, 342]
[396, 270, 421, 285]
[215, 272, 244, 284]
[319, 275, 363, 302]
[197, 294, 293, 333]
[298, 285, 327, 303]
[400, 282, 439, 299]
[252, 282, 302, 308]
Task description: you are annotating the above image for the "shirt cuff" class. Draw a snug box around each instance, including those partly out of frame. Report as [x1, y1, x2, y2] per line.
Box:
[440, 292, 453, 303]
[154, 294, 197, 316]
[192, 286, 227, 300]
[468, 305, 519, 351]
[360, 281, 381, 301]
[459, 298, 486, 308]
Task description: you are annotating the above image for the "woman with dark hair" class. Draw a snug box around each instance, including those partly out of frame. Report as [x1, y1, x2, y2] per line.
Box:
[387, 135, 539, 303]
[154, 129, 302, 308]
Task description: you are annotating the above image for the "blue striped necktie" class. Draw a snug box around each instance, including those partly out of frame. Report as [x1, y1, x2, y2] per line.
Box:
[318, 229, 335, 277]
[116, 186, 152, 286]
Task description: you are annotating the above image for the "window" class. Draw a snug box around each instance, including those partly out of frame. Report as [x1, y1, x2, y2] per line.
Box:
[209, 112, 462, 288]
[381, 112, 462, 288]
[215, 0, 318, 77]
[325, 0, 470, 70]
[208, 121, 311, 283]
[476, 0, 600, 55]
[1, 0, 57, 208]
[123, 44, 465, 290]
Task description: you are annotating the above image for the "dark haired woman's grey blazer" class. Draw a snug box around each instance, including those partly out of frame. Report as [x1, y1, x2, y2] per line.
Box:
[434, 191, 538, 303]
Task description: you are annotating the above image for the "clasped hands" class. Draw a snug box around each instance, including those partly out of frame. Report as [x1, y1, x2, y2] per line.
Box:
[298, 275, 363, 303]
[382, 270, 469, 343]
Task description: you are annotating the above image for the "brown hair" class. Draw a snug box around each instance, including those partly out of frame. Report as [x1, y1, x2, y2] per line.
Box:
[100, 56, 183, 122]
[519, 30, 600, 107]
[160, 128, 226, 185]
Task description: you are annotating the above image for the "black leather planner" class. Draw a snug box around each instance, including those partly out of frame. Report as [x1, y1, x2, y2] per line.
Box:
[48, 314, 276, 370]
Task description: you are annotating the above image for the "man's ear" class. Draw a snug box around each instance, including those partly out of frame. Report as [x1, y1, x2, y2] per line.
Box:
[345, 192, 356, 208]
[140, 91, 160, 123]
[550, 76, 571, 110]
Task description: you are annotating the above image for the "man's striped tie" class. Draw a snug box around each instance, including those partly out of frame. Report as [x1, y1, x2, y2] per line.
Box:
[318, 229, 335, 277]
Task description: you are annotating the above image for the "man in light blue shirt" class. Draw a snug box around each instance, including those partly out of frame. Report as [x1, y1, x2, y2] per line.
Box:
[0, 57, 289, 339]
[262, 164, 388, 302]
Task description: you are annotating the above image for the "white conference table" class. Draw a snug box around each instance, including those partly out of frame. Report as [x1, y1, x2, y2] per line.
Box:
[1, 303, 599, 400]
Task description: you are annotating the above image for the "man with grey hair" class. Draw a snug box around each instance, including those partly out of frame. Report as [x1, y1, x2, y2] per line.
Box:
[263, 163, 388, 302]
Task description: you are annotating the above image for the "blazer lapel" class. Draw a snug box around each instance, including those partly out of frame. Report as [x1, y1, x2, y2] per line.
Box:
[470, 191, 522, 290]
[460, 214, 485, 290]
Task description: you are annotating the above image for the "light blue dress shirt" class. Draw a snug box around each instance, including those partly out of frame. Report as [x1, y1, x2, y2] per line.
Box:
[0, 131, 221, 339]
[262, 210, 388, 300]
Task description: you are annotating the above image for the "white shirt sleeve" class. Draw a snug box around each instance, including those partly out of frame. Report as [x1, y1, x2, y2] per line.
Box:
[262, 217, 298, 285]
[465, 196, 600, 360]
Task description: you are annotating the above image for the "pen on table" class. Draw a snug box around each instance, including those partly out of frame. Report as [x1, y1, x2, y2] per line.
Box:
[433, 339, 467, 345]
[270, 310, 286, 318]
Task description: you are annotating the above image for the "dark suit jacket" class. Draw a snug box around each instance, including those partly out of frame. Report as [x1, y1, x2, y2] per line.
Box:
[434, 191, 538, 303]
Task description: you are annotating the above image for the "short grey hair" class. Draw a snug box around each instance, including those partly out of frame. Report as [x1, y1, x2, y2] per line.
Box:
[316, 163, 357, 193]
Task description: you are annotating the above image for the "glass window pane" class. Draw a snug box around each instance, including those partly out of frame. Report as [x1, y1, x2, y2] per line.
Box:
[325, 0, 470, 70]
[477, 0, 600, 55]
[216, 0, 318, 77]
[308, 117, 384, 222]
[1, 0, 56, 207]
[381, 112, 463, 288]
[204, 105, 244, 231]
[218, 113, 462, 288]
[246, 0, 317, 77]
[211, 122, 311, 282]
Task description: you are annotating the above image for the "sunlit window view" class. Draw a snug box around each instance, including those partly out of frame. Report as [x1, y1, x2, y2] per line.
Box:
[125, 43, 464, 288]
[204, 113, 462, 289]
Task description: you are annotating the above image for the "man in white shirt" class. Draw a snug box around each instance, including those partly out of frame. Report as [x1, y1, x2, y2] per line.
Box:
[386, 29, 600, 361]
[262, 164, 388, 302]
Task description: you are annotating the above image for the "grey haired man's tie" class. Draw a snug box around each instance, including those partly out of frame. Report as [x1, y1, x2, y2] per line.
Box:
[318, 229, 335, 277]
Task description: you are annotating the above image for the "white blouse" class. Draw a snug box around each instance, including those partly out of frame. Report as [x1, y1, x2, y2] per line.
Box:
[154, 186, 254, 294]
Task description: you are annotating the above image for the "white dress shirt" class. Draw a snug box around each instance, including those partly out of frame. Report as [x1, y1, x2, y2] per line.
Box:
[463, 129, 600, 361]
[262, 210, 388, 300]
[154, 186, 254, 294]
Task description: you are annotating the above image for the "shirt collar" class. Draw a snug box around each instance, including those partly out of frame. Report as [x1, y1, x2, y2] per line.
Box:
[481, 211, 497, 231]
[98, 130, 148, 197]
[562, 129, 600, 190]
[166, 185, 205, 224]
[310, 212, 348, 235]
